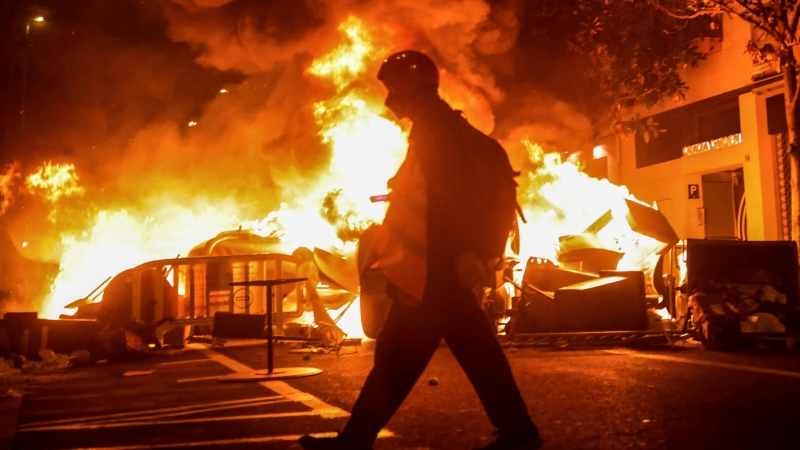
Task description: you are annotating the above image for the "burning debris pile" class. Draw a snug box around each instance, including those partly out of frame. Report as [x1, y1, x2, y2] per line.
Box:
[508, 195, 679, 335]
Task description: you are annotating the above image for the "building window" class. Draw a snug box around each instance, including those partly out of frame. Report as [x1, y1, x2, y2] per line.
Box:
[635, 94, 741, 168]
[767, 93, 787, 135]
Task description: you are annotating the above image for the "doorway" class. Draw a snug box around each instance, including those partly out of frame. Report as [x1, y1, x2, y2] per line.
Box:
[701, 168, 746, 239]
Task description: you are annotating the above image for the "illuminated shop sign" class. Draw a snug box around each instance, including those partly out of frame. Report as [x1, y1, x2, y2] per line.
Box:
[682, 133, 742, 157]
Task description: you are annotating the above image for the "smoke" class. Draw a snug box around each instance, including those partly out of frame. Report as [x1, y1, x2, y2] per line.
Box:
[498, 90, 594, 170]
[161, 0, 526, 132]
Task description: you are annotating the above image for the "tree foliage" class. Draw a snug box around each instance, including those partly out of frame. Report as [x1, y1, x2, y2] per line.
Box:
[530, 0, 708, 136]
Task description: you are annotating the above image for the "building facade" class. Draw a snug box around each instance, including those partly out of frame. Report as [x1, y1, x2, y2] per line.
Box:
[611, 13, 789, 242]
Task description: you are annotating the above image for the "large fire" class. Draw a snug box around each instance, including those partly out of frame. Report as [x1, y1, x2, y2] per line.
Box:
[2, 16, 659, 338]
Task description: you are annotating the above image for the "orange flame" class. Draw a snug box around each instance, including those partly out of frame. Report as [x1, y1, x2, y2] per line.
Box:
[251, 16, 405, 254]
[25, 162, 84, 204]
[516, 141, 660, 273]
[0, 162, 20, 216]
[42, 205, 244, 319]
[308, 17, 377, 90]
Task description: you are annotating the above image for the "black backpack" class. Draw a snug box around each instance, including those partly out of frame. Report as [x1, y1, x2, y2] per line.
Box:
[453, 113, 524, 259]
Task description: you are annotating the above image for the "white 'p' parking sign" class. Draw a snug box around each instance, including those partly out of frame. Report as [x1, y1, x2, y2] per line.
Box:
[688, 184, 700, 199]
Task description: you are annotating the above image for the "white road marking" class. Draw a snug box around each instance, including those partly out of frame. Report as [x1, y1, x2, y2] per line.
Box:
[69, 430, 395, 450]
[18, 346, 393, 446]
[176, 375, 228, 383]
[158, 359, 214, 366]
[20, 395, 282, 427]
[607, 349, 800, 379]
[199, 348, 350, 419]
[18, 396, 289, 431]
[18, 411, 317, 432]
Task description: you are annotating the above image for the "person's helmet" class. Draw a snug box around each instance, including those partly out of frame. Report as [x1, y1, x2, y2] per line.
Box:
[377, 50, 439, 95]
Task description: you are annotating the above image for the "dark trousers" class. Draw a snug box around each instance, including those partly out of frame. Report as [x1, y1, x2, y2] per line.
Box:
[342, 272, 536, 445]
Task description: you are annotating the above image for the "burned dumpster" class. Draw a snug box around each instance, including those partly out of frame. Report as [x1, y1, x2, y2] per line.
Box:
[513, 259, 649, 333]
[685, 239, 800, 350]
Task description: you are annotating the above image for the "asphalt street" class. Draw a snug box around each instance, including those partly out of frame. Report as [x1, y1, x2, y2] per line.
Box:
[8, 339, 800, 450]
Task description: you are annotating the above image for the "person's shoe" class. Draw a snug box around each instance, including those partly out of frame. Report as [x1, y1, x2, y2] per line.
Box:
[474, 430, 544, 450]
[298, 434, 372, 450]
